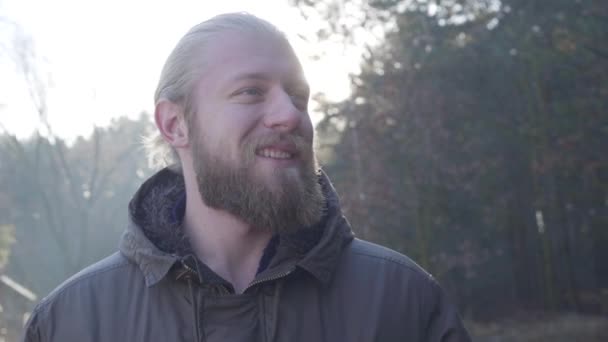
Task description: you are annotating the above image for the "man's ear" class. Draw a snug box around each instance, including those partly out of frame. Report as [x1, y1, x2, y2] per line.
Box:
[155, 99, 189, 148]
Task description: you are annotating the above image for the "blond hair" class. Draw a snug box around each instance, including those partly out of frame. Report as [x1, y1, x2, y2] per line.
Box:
[145, 12, 288, 169]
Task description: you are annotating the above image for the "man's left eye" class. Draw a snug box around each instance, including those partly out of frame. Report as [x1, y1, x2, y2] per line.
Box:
[287, 90, 309, 109]
[240, 88, 263, 96]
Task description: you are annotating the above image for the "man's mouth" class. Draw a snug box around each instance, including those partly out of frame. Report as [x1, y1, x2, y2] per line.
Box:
[257, 148, 294, 159]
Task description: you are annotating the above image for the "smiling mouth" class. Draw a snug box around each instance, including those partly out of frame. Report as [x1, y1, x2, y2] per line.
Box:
[256, 148, 295, 160]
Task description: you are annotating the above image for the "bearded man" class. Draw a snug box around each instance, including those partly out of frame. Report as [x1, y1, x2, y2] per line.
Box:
[23, 13, 471, 342]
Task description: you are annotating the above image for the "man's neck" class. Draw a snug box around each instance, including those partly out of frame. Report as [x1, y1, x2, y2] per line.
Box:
[182, 189, 272, 294]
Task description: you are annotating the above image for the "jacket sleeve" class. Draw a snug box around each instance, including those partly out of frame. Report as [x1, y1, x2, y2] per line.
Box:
[423, 280, 472, 342]
[21, 307, 45, 342]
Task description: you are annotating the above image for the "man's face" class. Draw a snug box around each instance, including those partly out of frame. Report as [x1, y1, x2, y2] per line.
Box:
[187, 31, 324, 233]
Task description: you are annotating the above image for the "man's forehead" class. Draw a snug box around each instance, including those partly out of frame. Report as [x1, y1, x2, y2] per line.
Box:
[225, 68, 307, 86]
[203, 31, 304, 81]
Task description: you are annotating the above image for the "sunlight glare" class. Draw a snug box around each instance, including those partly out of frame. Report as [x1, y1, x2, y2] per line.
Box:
[0, 0, 359, 142]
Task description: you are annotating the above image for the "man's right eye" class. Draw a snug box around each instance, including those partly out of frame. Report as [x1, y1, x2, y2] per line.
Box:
[238, 88, 263, 96]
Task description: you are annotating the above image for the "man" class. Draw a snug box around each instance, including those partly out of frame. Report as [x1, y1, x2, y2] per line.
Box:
[23, 13, 470, 341]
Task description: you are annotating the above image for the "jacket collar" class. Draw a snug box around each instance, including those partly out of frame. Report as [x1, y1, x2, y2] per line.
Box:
[119, 167, 354, 287]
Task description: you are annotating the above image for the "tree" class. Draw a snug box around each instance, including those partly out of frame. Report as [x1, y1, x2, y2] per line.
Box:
[0, 19, 157, 295]
[0, 115, 154, 296]
[295, 0, 608, 318]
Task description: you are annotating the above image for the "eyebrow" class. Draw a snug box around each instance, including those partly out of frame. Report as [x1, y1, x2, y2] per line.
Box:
[229, 71, 308, 83]
[228, 72, 272, 83]
[225, 71, 310, 95]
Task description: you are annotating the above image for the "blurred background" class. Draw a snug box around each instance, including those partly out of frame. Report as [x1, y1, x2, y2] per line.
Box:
[0, 0, 607, 341]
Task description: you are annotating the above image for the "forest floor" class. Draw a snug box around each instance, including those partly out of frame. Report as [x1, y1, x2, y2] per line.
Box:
[467, 312, 608, 341]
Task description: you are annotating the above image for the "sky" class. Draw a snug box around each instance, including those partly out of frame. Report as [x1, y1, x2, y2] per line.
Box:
[0, 0, 361, 141]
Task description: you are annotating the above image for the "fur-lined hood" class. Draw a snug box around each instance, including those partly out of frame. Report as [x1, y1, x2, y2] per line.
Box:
[118, 167, 355, 287]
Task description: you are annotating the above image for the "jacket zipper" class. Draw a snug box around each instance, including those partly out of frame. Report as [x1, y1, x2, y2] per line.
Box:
[176, 260, 203, 342]
[178, 258, 295, 293]
[243, 268, 295, 293]
[176, 260, 197, 280]
[177, 260, 234, 294]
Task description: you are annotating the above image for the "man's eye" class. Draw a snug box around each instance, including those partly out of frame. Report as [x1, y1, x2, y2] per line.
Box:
[290, 94, 307, 107]
[239, 88, 263, 96]
[288, 91, 309, 110]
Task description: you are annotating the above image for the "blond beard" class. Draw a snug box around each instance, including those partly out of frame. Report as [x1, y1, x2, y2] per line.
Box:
[192, 131, 325, 234]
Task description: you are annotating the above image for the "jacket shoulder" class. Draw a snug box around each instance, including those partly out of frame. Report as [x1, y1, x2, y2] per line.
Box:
[33, 252, 133, 313]
[23, 253, 148, 341]
[344, 238, 435, 282]
[338, 239, 472, 341]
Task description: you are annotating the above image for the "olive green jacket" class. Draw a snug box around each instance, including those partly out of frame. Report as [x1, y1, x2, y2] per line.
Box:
[23, 169, 470, 342]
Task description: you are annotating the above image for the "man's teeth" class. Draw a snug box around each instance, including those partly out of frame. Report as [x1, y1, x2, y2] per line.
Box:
[259, 149, 292, 159]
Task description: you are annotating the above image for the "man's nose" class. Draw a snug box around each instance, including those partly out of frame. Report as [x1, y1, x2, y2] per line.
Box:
[263, 88, 303, 133]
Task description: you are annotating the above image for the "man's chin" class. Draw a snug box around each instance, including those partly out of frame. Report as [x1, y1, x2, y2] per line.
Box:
[253, 155, 304, 172]
[254, 158, 301, 175]
[250, 166, 303, 192]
